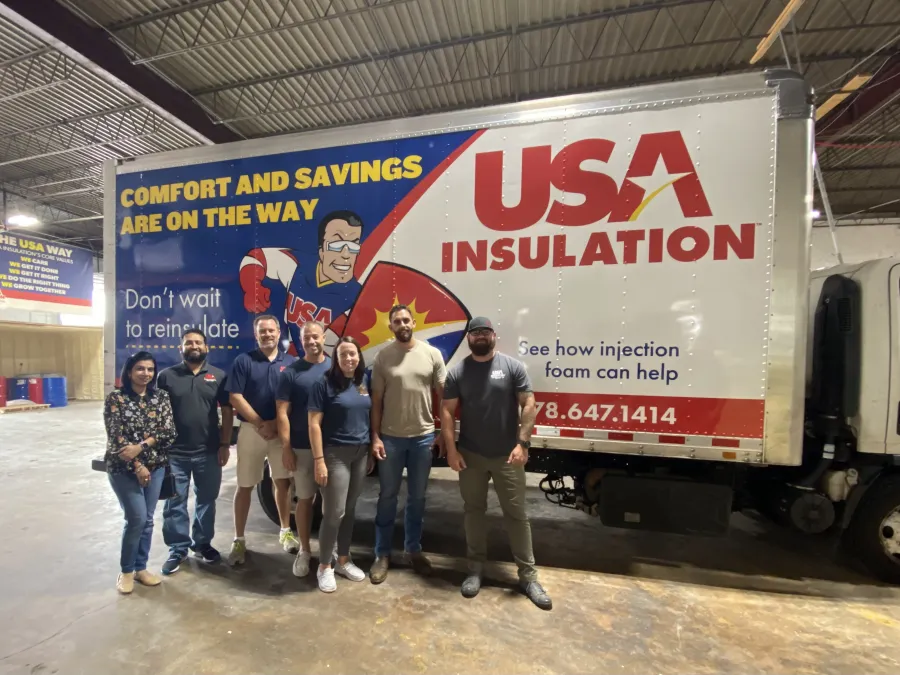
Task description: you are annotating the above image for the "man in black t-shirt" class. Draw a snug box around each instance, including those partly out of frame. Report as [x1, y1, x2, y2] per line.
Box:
[441, 317, 552, 610]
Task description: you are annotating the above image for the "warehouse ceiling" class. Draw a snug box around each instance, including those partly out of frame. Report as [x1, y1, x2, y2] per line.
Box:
[0, 0, 898, 253]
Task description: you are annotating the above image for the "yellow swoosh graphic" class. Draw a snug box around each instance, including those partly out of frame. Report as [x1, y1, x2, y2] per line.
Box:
[627, 175, 686, 222]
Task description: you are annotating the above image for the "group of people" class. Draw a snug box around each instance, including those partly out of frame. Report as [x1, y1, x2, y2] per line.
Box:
[102, 306, 552, 610]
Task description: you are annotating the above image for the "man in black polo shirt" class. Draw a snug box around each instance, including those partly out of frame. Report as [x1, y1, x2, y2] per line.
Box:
[157, 328, 233, 575]
[226, 314, 298, 565]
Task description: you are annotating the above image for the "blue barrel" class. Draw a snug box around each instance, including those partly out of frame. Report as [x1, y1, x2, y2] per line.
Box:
[42, 375, 67, 408]
[11, 377, 29, 401]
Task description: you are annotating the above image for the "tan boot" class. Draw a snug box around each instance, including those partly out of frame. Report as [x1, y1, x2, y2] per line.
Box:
[134, 570, 162, 587]
[117, 572, 134, 594]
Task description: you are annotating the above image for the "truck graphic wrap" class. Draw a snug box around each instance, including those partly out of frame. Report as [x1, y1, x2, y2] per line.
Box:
[112, 88, 777, 446]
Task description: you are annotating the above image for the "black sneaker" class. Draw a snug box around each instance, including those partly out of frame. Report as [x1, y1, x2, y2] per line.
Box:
[192, 545, 221, 564]
[161, 553, 186, 576]
[521, 581, 552, 610]
[461, 574, 482, 598]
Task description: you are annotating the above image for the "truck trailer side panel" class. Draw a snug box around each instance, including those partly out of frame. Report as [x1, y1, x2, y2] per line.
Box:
[104, 70, 813, 467]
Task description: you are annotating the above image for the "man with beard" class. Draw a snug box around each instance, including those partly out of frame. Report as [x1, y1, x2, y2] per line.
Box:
[276, 321, 332, 577]
[227, 314, 298, 565]
[369, 304, 447, 584]
[440, 317, 552, 610]
[157, 328, 234, 575]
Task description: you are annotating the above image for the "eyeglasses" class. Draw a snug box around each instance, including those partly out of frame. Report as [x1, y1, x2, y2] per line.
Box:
[325, 240, 361, 254]
[468, 328, 493, 337]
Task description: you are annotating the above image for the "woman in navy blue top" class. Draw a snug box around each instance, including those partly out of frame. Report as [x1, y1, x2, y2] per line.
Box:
[308, 336, 372, 593]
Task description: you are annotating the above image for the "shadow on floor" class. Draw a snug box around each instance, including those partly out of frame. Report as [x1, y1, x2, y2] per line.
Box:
[240, 474, 895, 601]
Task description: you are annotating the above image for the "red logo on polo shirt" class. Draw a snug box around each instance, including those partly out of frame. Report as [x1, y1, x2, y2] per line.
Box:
[280, 366, 286, 372]
[204, 374, 216, 382]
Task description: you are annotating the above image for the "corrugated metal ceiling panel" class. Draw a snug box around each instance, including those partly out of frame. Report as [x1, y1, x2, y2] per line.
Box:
[1, 0, 896, 246]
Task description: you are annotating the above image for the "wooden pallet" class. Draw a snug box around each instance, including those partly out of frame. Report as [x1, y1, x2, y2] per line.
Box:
[0, 403, 51, 414]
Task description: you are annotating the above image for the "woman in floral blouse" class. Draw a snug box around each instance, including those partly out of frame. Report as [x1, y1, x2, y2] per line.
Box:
[104, 350, 176, 594]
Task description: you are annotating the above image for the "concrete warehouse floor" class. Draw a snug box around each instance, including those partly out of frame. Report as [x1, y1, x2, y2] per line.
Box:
[3, 403, 900, 675]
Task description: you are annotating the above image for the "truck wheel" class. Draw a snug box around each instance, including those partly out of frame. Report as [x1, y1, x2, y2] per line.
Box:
[847, 474, 900, 583]
[256, 462, 323, 533]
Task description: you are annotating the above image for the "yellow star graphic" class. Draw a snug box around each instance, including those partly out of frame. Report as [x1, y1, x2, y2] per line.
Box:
[361, 295, 438, 348]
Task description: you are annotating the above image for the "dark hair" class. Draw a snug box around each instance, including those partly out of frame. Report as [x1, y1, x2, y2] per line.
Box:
[253, 314, 279, 331]
[120, 351, 158, 396]
[326, 337, 366, 391]
[182, 327, 207, 344]
[318, 210, 363, 249]
[389, 304, 411, 322]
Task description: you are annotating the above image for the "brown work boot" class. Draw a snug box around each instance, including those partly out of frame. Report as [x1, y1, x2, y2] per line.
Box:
[408, 551, 433, 577]
[369, 556, 390, 584]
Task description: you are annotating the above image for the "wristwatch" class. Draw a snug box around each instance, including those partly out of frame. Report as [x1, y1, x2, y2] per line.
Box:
[518, 439, 531, 450]
[139, 440, 150, 453]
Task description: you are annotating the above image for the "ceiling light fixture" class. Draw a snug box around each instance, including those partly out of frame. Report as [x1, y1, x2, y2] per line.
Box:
[7, 214, 39, 227]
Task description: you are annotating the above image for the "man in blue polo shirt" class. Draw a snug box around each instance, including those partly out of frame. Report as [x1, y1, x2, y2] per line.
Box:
[276, 320, 331, 577]
[226, 314, 298, 565]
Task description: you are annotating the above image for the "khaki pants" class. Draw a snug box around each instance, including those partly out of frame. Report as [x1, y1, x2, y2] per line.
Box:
[236, 425, 290, 488]
[458, 448, 538, 583]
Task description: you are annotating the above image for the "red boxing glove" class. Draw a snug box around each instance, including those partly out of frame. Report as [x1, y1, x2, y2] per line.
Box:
[239, 261, 271, 313]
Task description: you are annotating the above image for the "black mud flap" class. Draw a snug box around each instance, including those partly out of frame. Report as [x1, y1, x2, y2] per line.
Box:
[599, 475, 733, 536]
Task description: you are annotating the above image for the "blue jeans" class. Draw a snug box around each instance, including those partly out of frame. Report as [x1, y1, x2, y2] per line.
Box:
[374, 433, 435, 557]
[162, 453, 222, 557]
[108, 467, 165, 573]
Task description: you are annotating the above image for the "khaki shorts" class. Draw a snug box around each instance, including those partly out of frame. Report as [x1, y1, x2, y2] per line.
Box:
[236, 424, 291, 488]
[290, 449, 318, 500]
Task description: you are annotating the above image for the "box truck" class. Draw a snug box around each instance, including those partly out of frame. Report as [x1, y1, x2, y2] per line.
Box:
[104, 69, 900, 582]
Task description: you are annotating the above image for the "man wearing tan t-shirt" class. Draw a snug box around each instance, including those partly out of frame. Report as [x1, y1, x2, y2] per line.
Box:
[369, 304, 447, 584]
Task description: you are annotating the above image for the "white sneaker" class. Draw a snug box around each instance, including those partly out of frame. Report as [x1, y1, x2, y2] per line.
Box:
[317, 566, 337, 593]
[227, 539, 246, 566]
[334, 559, 366, 582]
[279, 529, 300, 554]
[292, 550, 311, 578]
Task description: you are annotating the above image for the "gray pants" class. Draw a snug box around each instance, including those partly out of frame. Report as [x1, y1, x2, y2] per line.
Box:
[318, 444, 368, 566]
[458, 448, 538, 583]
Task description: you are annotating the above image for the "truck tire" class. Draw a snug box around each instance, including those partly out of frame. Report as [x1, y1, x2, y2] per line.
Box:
[846, 473, 900, 583]
[256, 462, 323, 533]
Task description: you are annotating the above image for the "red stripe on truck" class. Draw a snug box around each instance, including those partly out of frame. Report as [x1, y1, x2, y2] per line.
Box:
[712, 438, 741, 448]
[534, 392, 764, 439]
[559, 429, 585, 438]
[607, 432, 634, 441]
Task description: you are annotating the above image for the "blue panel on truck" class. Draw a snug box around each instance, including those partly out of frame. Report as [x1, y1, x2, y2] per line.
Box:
[114, 130, 479, 378]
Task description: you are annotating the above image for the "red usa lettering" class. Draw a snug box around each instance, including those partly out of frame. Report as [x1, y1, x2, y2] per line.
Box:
[474, 131, 712, 230]
[286, 291, 333, 326]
